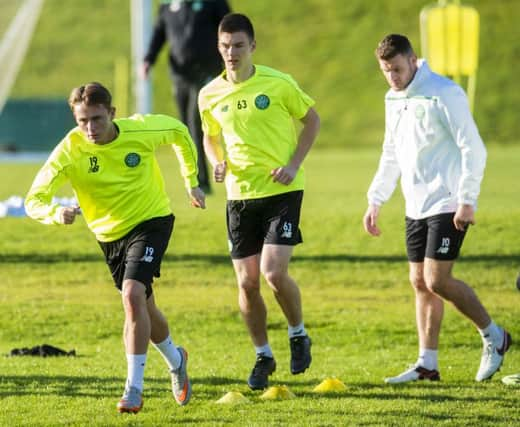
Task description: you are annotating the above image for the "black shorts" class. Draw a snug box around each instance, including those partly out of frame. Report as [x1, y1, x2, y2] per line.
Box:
[405, 212, 467, 262]
[226, 191, 304, 259]
[98, 215, 174, 298]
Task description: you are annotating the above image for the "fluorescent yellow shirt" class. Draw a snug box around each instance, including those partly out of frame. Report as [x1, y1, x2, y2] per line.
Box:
[198, 65, 315, 200]
[25, 114, 198, 242]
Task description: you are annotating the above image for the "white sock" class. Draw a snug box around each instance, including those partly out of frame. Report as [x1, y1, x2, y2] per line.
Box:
[126, 353, 147, 391]
[152, 335, 181, 371]
[288, 322, 307, 338]
[417, 348, 438, 370]
[255, 344, 273, 358]
[479, 321, 502, 345]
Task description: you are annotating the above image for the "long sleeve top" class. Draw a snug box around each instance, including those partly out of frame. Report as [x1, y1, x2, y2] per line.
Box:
[25, 114, 199, 242]
[367, 59, 487, 219]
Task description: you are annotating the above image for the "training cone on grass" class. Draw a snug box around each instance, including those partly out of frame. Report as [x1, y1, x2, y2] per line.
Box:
[313, 377, 347, 393]
[215, 391, 250, 404]
[259, 385, 295, 400]
[502, 374, 520, 386]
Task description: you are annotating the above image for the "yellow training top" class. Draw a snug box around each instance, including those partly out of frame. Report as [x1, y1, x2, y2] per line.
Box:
[198, 65, 314, 200]
[25, 114, 199, 242]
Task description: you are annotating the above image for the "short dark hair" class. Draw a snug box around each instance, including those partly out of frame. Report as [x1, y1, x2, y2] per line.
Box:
[68, 82, 112, 111]
[375, 34, 414, 60]
[219, 13, 255, 41]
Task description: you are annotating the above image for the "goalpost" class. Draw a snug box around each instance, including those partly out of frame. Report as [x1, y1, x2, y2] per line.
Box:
[0, 0, 152, 116]
[0, 0, 45, 115]
[130, 0, 153, 114]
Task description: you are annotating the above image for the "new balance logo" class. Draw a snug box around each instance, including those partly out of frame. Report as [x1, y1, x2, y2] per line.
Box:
[281, 222, 293, 238]
[140, 246, 154, 263]
[436, 237, 450, 254]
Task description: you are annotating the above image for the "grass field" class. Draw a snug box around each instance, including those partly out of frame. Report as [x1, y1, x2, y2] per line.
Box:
[1, 146, 519, 426]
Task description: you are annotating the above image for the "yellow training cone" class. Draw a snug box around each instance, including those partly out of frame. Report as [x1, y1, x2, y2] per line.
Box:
[259, 385, 296, 400]
[215, 391, 250, 404]
[313, 377, 347, 393]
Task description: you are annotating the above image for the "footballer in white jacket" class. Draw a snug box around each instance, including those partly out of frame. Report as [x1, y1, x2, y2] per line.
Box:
[363, 34, 511, 384]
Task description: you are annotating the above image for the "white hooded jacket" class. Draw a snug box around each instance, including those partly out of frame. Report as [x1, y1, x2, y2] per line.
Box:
[367, 59, 486, 219]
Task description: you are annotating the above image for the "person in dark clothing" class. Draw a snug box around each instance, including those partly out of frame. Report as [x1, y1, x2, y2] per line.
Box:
[142, 0, 231, 193]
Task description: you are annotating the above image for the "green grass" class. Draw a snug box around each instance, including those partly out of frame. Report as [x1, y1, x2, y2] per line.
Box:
[6, 0, 520, 145]
[0, 0, 22, 36]
[1, 147, 519, 426]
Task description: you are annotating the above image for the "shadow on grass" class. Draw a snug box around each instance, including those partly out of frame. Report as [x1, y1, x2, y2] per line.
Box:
[0, 373, 314, 399]
[0, 374, 514, 417]
[0, 374, 247, 398]
[0, 375, 129, 397]
[194, 376, 322, 388]
[267, 320, 336, 331]
[368, 410, 511, 425]
[294, 382, 510, 404]
[2, 252, 519, 266]
[192, 376, 247, 386]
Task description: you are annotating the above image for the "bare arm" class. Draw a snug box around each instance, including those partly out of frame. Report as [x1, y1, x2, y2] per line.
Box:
[271, 107, 320, 185]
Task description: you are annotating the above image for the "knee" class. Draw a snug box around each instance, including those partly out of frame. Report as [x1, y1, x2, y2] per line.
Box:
[424, 275, 447, 295]
[409, 271, 428, 292]
[262, 269, 287, 291]
[122, 280, 146, 312]
[238, 276, 260, 296]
